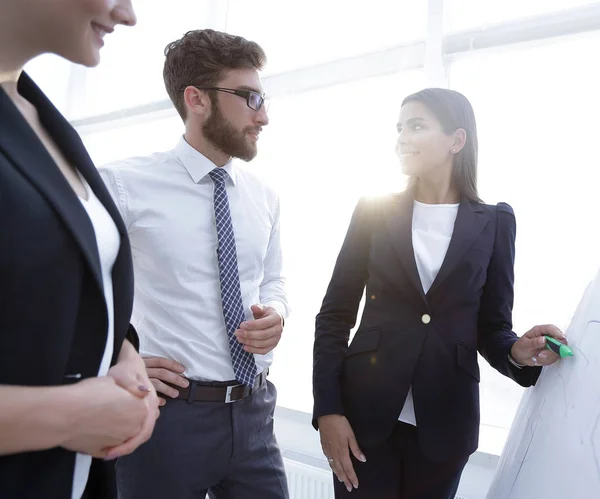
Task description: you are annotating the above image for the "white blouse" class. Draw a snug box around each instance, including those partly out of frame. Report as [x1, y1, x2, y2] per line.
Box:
[398, 200, 459, 426]
[71, 175, 120, 499]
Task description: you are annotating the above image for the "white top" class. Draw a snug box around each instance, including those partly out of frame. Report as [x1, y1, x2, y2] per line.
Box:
[398, 200, 459, 426]
[99, 137, 289, 382]
[71, 175, 120, 499]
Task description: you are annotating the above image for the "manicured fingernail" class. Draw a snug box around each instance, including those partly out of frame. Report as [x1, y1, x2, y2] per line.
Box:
[359, 454, 367, 462]
[182, 379, 189, 387]
[138, 385, 151, 392]
[538, 337, 546, 346]
[539, 352, 548, 359]
[346, 485, 352, 492]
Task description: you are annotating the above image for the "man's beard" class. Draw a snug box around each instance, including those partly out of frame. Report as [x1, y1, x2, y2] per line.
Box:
[202, 101, 258, 162]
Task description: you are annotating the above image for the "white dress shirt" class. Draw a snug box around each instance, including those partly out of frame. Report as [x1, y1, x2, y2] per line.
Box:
[398, 200, 459, 426]
[99, 137, 289, 381]
[72, 174, 119, 499]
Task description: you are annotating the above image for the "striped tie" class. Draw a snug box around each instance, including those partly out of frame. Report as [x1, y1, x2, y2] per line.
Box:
[209, 167, 257, 387]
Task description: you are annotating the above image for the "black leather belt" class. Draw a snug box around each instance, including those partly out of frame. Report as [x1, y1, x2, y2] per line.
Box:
[167, 370, 267, 404]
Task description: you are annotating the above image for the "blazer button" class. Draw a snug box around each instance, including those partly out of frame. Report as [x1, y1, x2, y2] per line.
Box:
[421, 314, 431, 325]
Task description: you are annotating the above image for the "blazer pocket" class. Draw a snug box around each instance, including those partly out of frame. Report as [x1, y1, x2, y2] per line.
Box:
[346, 328, 380, 357]
[456, 341, 480, 382]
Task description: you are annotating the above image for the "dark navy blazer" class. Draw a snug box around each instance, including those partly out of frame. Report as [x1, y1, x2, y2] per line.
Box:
[0, 73, 137, 499]
[313, 192, 541, 462]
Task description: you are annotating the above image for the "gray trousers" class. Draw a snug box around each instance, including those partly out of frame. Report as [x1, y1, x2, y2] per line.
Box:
[116, 379, 289, 499]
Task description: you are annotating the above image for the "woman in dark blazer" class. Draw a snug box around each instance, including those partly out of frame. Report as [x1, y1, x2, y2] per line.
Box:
[312, 88, 567, 499]
[0, 2, 159, 498]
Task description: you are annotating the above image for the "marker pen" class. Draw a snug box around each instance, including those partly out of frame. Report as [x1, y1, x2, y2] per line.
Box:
[544, 335, 573, 358]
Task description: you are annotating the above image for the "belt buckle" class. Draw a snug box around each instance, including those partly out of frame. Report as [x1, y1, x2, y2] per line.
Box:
[225, 384, 241, 403]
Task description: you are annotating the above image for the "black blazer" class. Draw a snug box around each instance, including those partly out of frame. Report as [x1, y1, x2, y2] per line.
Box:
[0, 74, 137, 498]
[313, 193, 541, 463]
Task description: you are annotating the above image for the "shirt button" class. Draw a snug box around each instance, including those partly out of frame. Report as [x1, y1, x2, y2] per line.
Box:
[421, 314, 431, 325]
[370, 294, 376, 300]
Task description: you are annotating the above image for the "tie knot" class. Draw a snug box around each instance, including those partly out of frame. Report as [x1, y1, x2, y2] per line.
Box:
[209, 167, 227, 185]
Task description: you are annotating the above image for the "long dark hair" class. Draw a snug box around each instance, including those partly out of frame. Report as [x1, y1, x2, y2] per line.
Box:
[402, 88, 481, 203]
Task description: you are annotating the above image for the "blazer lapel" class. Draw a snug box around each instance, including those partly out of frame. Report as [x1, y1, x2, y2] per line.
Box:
[0, 73, 108, 292]
[25, 74, 129, 241]
[426, 199, 488, 297]
[383, 193, 427, 303]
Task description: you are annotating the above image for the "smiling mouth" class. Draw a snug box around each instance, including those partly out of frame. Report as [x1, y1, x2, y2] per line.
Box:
[92, 22, 113, 39]
[400, 152, 420, 157]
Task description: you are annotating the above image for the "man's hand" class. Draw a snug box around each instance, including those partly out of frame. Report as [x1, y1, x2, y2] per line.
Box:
[511, 324, 567, 367]
[235, 304, 284, 355]
[318, 414, 366, 493]
[143, 357, 188, 406]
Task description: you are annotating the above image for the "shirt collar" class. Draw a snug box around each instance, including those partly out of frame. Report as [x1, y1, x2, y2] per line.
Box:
[174, 136, 237, 186]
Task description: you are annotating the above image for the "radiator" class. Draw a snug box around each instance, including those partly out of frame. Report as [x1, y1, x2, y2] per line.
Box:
[283, 451, 334, 499]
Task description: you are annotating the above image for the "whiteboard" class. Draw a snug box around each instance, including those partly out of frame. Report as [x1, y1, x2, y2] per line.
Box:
[486, 269, 600, 499]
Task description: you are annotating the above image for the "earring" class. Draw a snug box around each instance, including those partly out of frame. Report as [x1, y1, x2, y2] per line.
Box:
[452, 148, 457, 153]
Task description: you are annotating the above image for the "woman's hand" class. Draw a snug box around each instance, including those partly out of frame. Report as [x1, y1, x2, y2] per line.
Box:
[108, 340, 154, 398]
[318, 414, 366, 493]
[61, 377, 151, 458]
[103, 341, 160, 459]
[511, 324, 567, 367]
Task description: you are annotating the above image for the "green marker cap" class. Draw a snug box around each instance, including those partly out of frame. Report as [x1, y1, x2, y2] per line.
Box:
[559, 343, 574, 357]
[544, 335, 574, 358]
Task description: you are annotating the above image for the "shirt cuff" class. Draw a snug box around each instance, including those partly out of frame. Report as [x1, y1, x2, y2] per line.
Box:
[263, 301, 288, 323]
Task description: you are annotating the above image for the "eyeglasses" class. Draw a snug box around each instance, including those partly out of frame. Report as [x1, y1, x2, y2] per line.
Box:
[186, 86, 269, 112]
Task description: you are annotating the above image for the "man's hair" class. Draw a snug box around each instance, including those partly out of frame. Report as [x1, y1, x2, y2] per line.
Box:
[163, 29, 267, 120]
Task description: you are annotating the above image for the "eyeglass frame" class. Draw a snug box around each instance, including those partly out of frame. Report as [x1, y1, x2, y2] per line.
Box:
[183, 85, 269, 112]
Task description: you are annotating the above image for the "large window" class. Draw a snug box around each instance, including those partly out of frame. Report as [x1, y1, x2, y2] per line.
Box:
[226, 0, 427, 74]
[445, 0, 598, 32]
[449, 31, 600, 448]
